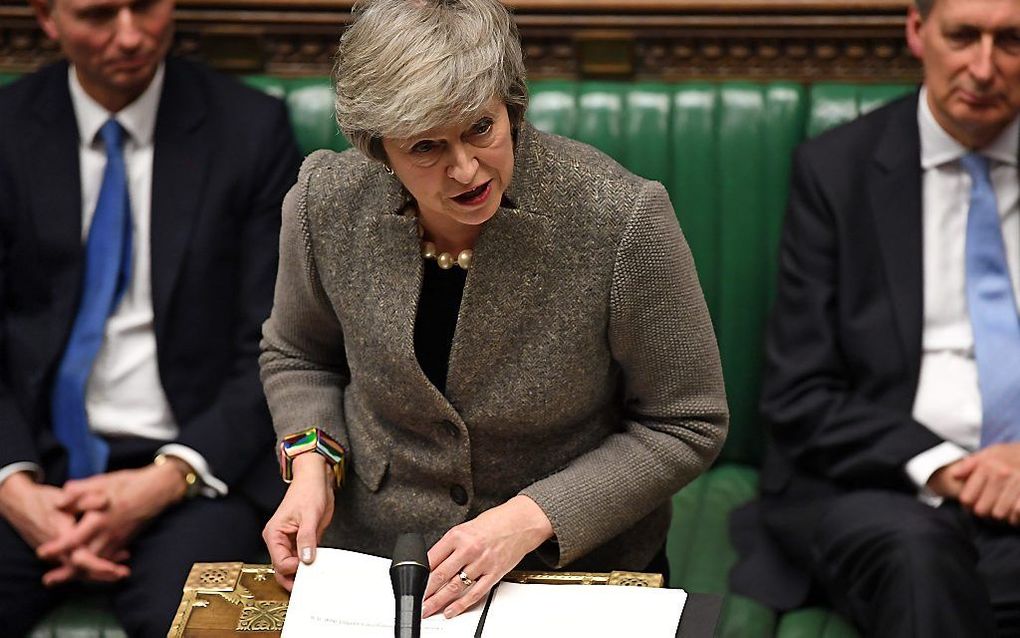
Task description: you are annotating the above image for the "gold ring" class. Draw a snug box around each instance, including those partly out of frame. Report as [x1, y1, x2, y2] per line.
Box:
[457, 570, 474, 587]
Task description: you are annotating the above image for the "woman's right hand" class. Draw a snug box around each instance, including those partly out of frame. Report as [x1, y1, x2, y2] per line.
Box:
[262, 453, 335, 590]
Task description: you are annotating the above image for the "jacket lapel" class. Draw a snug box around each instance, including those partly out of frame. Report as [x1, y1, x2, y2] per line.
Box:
[30, 64, 84, 323]
[361, 177, 444, 399]
[445, 206, 553, 400]
[375, 206, 426, 360]
[868, 93, 924, 378]
[150, 59, 210, 337]
[445, 123, 554, 403]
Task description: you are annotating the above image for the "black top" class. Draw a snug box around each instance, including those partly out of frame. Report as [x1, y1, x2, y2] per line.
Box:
[414, 260, 467, 394]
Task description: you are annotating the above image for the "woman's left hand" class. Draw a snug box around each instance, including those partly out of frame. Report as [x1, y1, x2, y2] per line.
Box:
[422, 495, 553, 619]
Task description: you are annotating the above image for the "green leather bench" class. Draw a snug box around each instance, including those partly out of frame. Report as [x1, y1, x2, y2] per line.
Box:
[1, 72, 912, 637]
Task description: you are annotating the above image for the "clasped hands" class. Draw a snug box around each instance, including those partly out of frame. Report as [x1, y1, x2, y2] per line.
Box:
[0, 460, 190, 587]
[928, 442, 1020, 525]
[263, 453, 554, 618]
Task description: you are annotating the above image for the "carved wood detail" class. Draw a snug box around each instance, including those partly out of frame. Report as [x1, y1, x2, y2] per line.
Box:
[0, 1, 920, 81]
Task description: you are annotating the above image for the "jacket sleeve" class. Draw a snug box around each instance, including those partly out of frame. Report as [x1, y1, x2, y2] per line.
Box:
[259, 152, 352, 451]
[759, 146, 943, 490]
[520, 180, 729, 566]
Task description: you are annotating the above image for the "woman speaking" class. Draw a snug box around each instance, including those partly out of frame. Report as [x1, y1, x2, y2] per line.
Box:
[260, 0, 727, 620]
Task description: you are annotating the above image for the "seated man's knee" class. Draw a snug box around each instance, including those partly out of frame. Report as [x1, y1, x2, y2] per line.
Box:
[815, 492, 973, 581]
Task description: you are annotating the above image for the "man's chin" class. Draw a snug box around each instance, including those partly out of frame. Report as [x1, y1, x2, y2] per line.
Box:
[107, 66, 158, 94]
[950, 109, 1016, 144]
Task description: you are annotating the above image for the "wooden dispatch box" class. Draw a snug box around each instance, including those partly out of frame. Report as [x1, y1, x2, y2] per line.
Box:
[168, 562, 664, 636]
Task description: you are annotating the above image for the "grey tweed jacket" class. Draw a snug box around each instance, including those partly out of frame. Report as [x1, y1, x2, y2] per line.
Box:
[260, 122, 728, 571]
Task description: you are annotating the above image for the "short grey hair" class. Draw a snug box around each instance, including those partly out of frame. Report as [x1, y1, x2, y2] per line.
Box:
[334, 0, 528, 162]
[915, 0, 934, 18]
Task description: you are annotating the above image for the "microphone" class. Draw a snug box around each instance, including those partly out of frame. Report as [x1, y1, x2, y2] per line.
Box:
[390, 533, 429, 638]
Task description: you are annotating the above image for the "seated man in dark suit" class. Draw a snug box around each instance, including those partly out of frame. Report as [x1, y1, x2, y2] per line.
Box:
[0, 0, 301, 634]
[732, 0, 1020, 635]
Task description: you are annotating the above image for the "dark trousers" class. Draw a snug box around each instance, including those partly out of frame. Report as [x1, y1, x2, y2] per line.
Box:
[765, 490, 1020, 638]
[0, 439, 266, 638]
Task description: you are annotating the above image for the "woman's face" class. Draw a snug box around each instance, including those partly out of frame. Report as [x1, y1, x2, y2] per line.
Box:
[382, 98, 514, 242]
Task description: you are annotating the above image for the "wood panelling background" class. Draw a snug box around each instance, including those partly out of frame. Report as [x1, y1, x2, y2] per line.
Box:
[0, 0, 921, 81]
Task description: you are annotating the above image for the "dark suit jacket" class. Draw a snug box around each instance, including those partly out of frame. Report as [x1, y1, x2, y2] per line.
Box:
[732, 91, 1020, 609]
[0, 59, 302, 513]
[759, 91, 941, 501]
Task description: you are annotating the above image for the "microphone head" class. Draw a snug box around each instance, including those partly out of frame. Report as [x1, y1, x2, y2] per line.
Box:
[391, 533, 428, 570]
[391, 532, 430, 624]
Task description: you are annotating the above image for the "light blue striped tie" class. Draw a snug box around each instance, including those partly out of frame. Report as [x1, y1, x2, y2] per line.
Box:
[961, 153, 1020, 447]
[51, 119, 133, 479]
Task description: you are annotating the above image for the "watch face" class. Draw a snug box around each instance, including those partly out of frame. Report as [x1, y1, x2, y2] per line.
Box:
[154, 454, 200, 498]
[184, 471, 200, 498]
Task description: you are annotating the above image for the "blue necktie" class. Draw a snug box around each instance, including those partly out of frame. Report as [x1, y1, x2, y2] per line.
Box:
[51, 119, 133, 479]
[961, 153, 1020, 447]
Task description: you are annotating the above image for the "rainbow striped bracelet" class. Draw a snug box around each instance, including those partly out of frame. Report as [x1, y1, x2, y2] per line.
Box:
[279, 427, 346, 490]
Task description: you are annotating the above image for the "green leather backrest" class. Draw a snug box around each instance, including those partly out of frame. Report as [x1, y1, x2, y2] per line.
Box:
[1, 70, 912, 468]
[242, 76, 351, 154]
[248, 75, 914, 467]
[253, 75, 792, 464]
[807, 83, 917, 137]
[527, 79, 809, 465]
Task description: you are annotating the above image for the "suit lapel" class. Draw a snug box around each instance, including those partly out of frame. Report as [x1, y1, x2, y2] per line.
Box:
[868, 94, 924, 377]
[31, 64, 84, 322]
[150, 59, 210, 337]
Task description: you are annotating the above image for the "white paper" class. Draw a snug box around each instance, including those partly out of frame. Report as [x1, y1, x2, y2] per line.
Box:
[281, 547, 483, 638]
[479, 581, 687, 637]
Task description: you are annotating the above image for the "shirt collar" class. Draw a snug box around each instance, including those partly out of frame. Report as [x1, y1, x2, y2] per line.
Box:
[68, 63, 165, 147]
[919, 85, 1019, 169]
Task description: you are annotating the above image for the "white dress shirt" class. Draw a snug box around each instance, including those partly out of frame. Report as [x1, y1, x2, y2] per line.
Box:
[0, 66, 225, 496]
[906, 86, 1020, 500]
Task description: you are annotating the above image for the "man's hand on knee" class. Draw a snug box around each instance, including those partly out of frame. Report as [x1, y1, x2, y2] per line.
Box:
[949, 443, 1020, 525]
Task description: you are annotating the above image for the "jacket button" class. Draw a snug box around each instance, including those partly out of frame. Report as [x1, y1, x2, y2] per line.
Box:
[450, 484, 468, 506]
[441, 420, 459, 438]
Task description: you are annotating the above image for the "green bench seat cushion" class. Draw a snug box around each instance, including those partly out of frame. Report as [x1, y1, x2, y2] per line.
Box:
[668, 464, 777, 637]
[777, 608, 859, 638]
[28, 592, 127, 638]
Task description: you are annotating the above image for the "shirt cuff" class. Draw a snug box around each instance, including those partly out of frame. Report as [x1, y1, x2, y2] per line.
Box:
[157, 444, 229, 498]
[0, 462, 44, 490]
[905, 442, 969, 508]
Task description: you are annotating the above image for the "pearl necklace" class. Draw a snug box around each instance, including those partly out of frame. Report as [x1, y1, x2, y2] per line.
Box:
[411, 216, 473, 270]
[421, 241, 473, 270]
